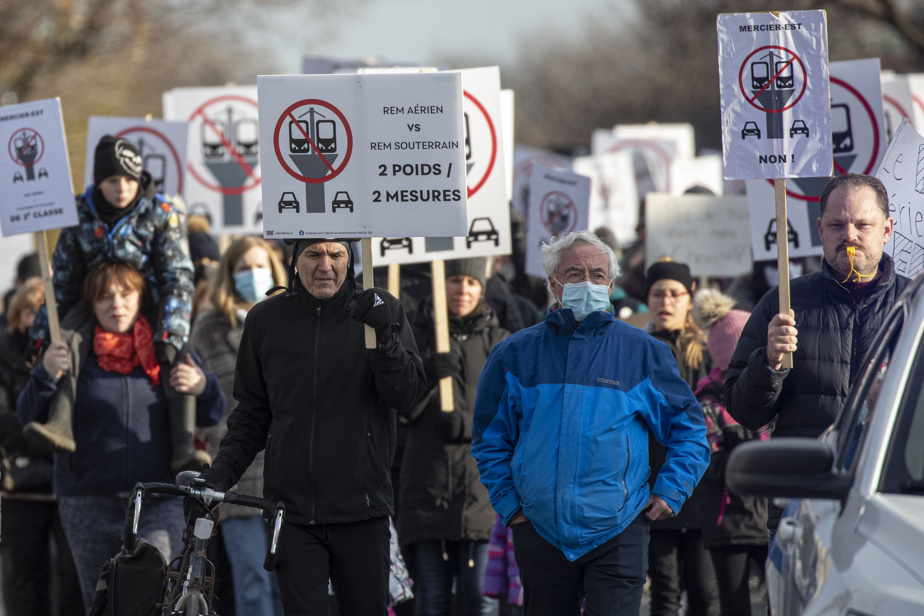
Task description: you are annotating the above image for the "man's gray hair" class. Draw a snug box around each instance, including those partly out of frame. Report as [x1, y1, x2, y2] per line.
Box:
[541, 231, 621, 292]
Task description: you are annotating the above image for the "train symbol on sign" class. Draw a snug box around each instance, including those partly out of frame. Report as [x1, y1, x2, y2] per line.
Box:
[201, 116, 259, 159]
[289, 115, 337, 155]
[750, 61, 794, 91]
[831, 103, 853, 154]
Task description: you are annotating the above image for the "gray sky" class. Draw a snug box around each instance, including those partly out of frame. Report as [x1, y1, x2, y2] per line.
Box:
[274, 0, 630, 71]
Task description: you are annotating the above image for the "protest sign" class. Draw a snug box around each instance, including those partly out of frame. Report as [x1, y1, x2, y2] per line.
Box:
[572, 150, 638, 246]
[524, 163, 591, 279]
[645, 193, 751, 277]
[876, 119, 924, 279]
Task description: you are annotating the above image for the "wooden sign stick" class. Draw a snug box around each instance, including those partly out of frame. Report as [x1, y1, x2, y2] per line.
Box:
[430, 260, 454, 412]
[774, 178, 793, 369]
[36, 230, 60, 344]
[361, 238, 377, 350]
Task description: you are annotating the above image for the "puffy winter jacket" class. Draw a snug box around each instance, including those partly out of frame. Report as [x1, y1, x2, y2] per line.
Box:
[398, 301, 508, 546]
[30, 180, 194, 354]
[725, 256, 908, 438]
[472, 307, 710, 561]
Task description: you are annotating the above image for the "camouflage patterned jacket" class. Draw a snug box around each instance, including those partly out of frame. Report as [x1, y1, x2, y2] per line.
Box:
[30, 182, 195, 353]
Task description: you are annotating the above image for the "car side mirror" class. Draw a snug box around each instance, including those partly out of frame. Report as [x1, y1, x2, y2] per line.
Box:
[726, 437, 852, 501]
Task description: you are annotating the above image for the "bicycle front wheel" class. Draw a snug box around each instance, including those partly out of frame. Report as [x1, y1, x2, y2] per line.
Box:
[185, 590, 207, 616]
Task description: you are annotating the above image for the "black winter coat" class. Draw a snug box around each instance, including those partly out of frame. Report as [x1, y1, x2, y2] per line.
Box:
[725, 256, 908, 438]
[398, 301, 508, 546]
[208, 279, 426, 526]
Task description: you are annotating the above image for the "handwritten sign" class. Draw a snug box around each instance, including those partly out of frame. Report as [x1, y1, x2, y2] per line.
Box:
[645, 193, 752, 277]
[876, 119, 924, 279]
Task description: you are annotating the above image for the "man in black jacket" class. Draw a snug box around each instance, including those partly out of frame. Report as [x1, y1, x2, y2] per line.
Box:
[725, 174, 909, 529]
[200, 239, 426, 616]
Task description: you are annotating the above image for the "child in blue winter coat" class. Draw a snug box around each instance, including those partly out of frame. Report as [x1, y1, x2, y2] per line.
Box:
[26, 135, 205, 470]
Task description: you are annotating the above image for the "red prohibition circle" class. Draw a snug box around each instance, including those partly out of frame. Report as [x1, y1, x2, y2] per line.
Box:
[186, 95, 261, 196]
[464, 90, 497, 198]
[8, 128, 44, 167]
[764, 76, 882, 201]
[115, 126, 185, 193]
[540, 190, 578, 235]
[273, 99, 353, 184]
[738, 46, 808, 114]
[882, 95, 910, 120]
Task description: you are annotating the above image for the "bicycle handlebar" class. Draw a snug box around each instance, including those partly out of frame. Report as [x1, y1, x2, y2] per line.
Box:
[124, 479, 285, 571]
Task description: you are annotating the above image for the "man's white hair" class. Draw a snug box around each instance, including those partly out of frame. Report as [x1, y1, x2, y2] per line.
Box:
[541, 231, 620, 293]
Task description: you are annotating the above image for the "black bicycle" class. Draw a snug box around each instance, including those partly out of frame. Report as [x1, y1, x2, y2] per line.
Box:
[125, 472, 285, 616]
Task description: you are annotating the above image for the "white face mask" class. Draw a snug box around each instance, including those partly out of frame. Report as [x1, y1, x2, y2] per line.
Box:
[558, 281, 611, 321]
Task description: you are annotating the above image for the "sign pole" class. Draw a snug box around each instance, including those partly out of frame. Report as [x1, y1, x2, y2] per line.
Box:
[774, 179, 793, 369]
[360, 238, 376, 350]
[387, 264, 400, 298]
[35, 231, 61, 344]
[430, 260, 454, 412]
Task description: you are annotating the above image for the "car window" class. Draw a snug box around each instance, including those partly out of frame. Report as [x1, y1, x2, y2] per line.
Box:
[881, 320, 924, 494]
[836, 308, 905, 473]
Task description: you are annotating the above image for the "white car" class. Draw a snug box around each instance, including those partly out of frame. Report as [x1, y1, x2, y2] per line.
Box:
[727, 274, 924, 615]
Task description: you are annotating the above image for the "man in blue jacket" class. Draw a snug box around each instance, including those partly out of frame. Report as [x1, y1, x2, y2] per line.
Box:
[472, 230, 710, 616]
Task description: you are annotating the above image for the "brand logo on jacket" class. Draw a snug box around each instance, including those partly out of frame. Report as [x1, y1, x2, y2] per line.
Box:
[596, 377, 620, 387]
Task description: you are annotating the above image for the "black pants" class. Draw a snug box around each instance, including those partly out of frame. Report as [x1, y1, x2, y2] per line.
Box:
[275, 516, 390, 616]
[511, 516, 648, 616]
[648, 529, 719, 616]
[710, 544, 768, 615]
[1, 496, 83, 616]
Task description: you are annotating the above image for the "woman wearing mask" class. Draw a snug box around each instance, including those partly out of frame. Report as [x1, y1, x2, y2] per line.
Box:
[189, 236, 287, 616]
[17, 261, 223, 607]
[398, 257, 508, 616]
[644, 259, 719, 616]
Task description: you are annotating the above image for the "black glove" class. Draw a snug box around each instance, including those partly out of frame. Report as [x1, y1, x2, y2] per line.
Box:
[155, 341, 178, 367]
[437, 411, 465, 441]
[428, 349, 463, 383]
[193, 466, 233, 493]
[347, 288, 393, 331]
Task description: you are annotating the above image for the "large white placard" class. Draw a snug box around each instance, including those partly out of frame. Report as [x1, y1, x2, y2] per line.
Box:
[572, 150, 638, 246]
[373, 67, 510, 265]
[524, 163, 591, 279]
[0, 98, 78, 237]
[880, 71, 914, 142]
[718, 11, 832, 180]
[590, 127, 680, 196]
[162, 86, 263, 234]
[908, 74, 924, 135]
[669, 155, 725, 196]
[84, 117, 188, 197]
[511, 146, 572, 217]
[257, 73, 467, 240]
[645, 194, 752, 277]
[876, 119, 924, 279]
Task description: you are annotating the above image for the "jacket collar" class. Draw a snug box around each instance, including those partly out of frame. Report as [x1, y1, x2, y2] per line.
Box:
[544, 306, 614, 335]
[821, 253, 897, 302]
[292, 276, 354, 314]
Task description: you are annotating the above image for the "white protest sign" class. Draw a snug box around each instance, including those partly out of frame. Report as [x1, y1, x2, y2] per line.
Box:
[572, 150, 639, 246]
[0, 98, 78, 237]
[880, 72, 914, 143]
[908, 74, 924, 134]
[670, 155, 725, 196]
[591, 127, 680, 196]
[743, 58, 886, 261]
[876, 119, 924, 279]
[257, 73, 467, 239]
[500, 89, 515, 202]
[162, 86, 262, 234]
[512, 146, 572, 217]
[645, 193, 752, 277]
[84, 117, 188, 196]
[718, 11, 832, 180]
[524, 163, 591, 279]
[372, 68, 510, 265]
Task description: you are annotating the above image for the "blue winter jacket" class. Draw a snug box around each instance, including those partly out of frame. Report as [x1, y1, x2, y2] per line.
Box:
[17, 352, 223, 496]
[472, 307, 710, 561]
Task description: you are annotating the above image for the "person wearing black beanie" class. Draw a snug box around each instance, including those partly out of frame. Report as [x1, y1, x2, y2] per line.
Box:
[90, 135, 150, 228]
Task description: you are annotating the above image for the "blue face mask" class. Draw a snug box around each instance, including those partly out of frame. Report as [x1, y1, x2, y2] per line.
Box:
[558, 281, 611, 322]
[234, 268, 274, 304]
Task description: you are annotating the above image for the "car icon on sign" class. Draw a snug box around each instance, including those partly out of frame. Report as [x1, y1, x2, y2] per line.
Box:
[278, 192, 299, 214]
[331, 191, 353, 213]
[741, 122, 761, 139]
[790, 120, 809, 138]
[380, 237, 413, 257]
[764, 218, 799, 252]
[467, 217, 499, 248]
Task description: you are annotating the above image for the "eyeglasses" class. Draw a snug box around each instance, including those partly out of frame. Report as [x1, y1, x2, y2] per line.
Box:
[558, 270, 610, 284]
[649, 290, 689, 302]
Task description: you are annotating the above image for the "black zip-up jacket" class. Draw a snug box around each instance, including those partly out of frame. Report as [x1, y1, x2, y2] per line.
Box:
[397, 301, 509, 546]
[207, 278, 426, 526]
[725, 256, 908, 438]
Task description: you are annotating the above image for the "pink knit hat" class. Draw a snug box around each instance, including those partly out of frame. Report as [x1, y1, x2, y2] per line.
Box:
[693, 289, 750, 371]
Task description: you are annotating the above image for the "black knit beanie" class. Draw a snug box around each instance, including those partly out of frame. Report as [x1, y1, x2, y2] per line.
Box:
[93, 135, 143, 185]
[17, 253, 41, 281]
[445, 257, 487, 289]
[645, 260, 693, 297]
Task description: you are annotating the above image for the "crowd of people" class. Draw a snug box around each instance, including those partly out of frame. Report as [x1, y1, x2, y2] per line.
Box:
[0, 133, 906, 616]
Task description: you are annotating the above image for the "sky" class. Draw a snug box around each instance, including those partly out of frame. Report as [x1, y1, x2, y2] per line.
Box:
[273, 0, 631, 72]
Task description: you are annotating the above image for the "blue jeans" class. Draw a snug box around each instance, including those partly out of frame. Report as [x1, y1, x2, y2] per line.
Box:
[410, 540, 498, 616]
[221, 515, 284, 616]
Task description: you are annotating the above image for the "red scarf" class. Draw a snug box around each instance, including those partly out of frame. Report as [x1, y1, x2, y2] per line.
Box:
[93, 316, 161, 385]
